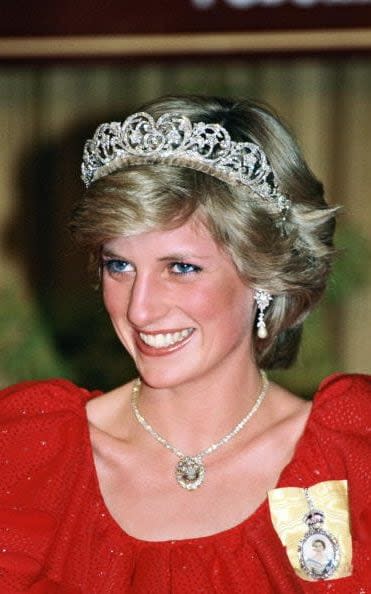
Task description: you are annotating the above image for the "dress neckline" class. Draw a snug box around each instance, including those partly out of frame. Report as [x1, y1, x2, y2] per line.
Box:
[80, 381, 321, 547]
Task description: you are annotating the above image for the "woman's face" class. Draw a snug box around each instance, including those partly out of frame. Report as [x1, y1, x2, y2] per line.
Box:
[102, 216, 256, 388]
[312, 541, 326, 553]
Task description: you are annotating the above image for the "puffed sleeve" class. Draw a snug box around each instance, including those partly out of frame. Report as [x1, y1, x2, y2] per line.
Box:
[0, 379, 88, 593]
[311, 374, 371, 576]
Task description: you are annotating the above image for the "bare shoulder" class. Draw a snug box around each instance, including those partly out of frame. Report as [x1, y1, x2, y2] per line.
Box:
[270, 381, 311, 417]
[86, 380, 135, 440]
[264, 381, 312, 450]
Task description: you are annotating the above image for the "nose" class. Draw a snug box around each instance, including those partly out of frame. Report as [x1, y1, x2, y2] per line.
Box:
[127, 272, 171, 328]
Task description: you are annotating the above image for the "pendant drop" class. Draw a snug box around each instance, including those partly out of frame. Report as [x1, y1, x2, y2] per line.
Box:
[298, 507, 340, 580]
[175, 456, 205, 490]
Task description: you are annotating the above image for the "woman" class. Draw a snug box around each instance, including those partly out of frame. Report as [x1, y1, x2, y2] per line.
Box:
[305, 539, 334, 576]
[0, 95, 370, 593]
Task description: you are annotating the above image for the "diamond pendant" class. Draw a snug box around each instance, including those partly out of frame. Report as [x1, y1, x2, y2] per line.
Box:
[298, 508, 340, 580]
[175, 456, 205, 490]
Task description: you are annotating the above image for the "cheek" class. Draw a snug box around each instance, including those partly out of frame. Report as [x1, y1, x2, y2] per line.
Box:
[102, 280, 129, 318]
[185, 280, 253, 327]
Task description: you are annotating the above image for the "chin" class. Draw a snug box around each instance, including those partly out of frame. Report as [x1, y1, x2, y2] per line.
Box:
[135, 364, 193, 390]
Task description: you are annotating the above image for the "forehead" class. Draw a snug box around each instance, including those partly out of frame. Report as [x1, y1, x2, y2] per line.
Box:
[103, 217, 224, 258]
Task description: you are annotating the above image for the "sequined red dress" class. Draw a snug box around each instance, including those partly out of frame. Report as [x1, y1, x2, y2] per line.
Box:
[0, 373, 370, 593]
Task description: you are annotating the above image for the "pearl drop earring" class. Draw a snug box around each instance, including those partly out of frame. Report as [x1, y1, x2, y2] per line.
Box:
[254, 289, 273, 339]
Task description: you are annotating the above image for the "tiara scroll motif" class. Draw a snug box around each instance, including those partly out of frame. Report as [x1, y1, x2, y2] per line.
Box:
[81, 111, 291, 215]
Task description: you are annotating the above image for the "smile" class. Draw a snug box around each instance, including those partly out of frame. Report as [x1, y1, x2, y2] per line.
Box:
[139, 328, 193, 349]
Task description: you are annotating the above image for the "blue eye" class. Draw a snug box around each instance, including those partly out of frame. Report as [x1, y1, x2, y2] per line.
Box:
[170, 262, 202, 275]
[103, 259, 134, 275]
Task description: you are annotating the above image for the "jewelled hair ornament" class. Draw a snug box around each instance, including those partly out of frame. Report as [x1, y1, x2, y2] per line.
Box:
[81, 111, 291, 217]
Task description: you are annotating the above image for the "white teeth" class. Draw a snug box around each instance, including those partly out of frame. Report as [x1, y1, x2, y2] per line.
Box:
[139, 328, 192, 348]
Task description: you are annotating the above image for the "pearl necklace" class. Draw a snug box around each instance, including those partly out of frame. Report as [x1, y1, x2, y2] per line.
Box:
[131, 371, 269, 490]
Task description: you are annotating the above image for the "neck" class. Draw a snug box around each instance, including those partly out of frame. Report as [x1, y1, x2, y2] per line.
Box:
[135, 360, 265, 455]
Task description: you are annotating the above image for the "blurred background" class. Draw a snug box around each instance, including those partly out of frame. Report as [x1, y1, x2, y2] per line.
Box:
[1, 2, 371, 395]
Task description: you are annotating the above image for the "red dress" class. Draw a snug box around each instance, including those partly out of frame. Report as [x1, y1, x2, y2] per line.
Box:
[0, 373, 370, 593]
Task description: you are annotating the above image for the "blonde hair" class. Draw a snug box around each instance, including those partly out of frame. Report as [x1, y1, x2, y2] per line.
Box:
[70, 95, 337, 369]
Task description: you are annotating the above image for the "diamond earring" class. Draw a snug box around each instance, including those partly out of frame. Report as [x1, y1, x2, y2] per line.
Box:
[254, 289, 273, 339]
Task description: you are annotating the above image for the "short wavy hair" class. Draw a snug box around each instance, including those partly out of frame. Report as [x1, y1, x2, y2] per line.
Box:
[70, 95, 337, 369]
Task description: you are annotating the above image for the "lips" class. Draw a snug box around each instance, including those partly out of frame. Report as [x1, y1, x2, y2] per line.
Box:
[136, 328, 194, 355]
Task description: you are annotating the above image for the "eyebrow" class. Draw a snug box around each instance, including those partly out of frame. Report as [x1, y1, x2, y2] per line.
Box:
[158, 253, 210, 261]
[101, 248, 210, 261]
[101, 248, 125, 259]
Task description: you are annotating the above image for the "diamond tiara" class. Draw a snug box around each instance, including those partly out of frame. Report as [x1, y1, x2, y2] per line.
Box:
[81, 111, 291, 215]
